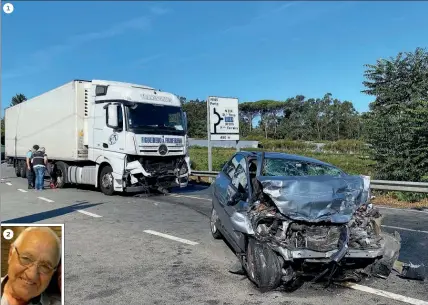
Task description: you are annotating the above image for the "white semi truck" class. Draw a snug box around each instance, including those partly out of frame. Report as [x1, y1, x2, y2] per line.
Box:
[5, 79, 191, 195]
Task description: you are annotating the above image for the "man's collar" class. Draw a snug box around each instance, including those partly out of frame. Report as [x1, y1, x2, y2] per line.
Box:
[1, 275, 50, 305]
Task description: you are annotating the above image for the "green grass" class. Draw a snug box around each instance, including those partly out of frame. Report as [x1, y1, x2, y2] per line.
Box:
[189, 147, 376, 176]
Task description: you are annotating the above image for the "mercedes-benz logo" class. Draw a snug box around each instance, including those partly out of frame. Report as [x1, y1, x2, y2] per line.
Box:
[158, 144, 168, 156]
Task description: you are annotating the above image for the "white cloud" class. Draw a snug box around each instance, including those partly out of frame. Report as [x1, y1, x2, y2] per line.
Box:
[3, 8, 168, 80]
[224, 1, 301, 33]
[150, 5, 170, 16]
[135, 54, 164, 66]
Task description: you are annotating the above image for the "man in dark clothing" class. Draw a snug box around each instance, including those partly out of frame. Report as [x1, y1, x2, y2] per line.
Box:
[26, 144, 39, 189]
[32, 147, 47, 191]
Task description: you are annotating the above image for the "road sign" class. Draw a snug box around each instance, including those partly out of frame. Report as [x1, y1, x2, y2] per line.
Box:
[208, 96, 240, 141]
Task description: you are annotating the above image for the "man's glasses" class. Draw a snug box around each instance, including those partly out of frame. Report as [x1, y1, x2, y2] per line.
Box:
[14, 246, 57, 275]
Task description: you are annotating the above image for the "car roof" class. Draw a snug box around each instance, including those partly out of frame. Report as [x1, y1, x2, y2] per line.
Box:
[238, 151, 340, 169]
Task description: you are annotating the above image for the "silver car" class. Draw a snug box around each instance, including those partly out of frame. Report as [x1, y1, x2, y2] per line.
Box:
[210, 151, 401, 291]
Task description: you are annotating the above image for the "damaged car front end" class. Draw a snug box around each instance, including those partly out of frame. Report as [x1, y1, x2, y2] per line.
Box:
[211, 152, 401, 292]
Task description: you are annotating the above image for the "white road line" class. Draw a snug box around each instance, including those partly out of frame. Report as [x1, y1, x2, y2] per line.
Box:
[381, 225, 428, 234]
[6, 182, 12, 186]
[170, 194, 211, 201]
[17, 189, 28, 193]
[379, 206, 428, 214]
[343, 282, 428, 305]
[143, 230, 199, 246]
[38, 197, 54, 203]
[76, 210, 102, 218]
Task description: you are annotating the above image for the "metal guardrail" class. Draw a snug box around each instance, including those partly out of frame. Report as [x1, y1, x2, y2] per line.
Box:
[190, 171, 428, 193]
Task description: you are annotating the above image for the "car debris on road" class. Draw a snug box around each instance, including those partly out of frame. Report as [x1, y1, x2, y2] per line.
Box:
[211, 151, 403, 292]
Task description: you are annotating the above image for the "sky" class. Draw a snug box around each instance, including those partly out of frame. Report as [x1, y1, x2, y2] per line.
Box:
[1, 1, 428, 117]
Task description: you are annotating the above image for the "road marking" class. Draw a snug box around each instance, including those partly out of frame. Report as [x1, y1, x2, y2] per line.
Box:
[378, 206, 428, 214]
[382, 225, 428, 234]
[76, 210, 102, 218]
[343, 282, 428, 305]
[38, 197, 54, 203]
[6, 182, 12, 186]
[143, 230, 199, 246]
[17, 189, 28, 193]
[170, 194, 211, 201]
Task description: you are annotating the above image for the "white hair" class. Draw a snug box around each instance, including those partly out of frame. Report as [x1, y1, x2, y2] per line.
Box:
[13, 227, 61, 265]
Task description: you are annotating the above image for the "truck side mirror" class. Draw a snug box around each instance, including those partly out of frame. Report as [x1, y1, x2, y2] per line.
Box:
[183, 112, 188, 131]
[106, 104, 119, 129]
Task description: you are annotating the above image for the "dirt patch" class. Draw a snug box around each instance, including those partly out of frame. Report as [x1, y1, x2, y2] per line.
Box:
[371, 194, 428, 209]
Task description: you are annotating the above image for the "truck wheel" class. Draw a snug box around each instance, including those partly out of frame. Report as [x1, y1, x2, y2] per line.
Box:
[54, 161, 68, 188]
[99, 165, 115, 196]
[210, 206, 222, 239]
[15, 161, 21, 177]
[20, 160, 27, 178]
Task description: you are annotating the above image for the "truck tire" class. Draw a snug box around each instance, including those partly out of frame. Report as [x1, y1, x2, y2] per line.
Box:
[15, 161, 21, 177]
[54, 161, 68, 188]
[99, 165, 115, 196]
[19, 160, 27, 178]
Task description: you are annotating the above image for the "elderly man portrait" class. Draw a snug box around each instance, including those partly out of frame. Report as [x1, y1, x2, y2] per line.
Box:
[1, 227, 62, 305]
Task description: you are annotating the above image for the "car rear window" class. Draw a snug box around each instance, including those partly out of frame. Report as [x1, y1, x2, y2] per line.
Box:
[262, 158, 343, 177]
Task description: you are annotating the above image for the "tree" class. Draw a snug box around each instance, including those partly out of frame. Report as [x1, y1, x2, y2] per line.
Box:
[362, 47, 428, 182]
[11, 93, 27, 106]
[1, 118, 4, 145]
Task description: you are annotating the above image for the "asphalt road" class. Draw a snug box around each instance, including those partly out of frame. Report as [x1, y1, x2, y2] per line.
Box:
[1, 164, 427, 305]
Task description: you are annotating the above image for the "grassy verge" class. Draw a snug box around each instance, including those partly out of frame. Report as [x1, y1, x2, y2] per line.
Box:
[189, 147, 376, 175]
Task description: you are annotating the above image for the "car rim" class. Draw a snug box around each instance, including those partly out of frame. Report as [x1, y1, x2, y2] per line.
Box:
[211, 209, 218, 233]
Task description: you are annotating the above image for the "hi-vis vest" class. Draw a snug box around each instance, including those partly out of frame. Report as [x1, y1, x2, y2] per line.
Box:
[32, 151, 45, 167]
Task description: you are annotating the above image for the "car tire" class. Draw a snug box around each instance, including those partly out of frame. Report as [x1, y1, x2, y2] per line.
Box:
[210, 206, 222, 239]
[245, 237, 282, 292]
[99, 165, 115, 196]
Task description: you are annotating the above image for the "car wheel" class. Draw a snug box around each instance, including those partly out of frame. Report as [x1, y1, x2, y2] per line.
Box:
[210, 206, 222, 239]
[99, 165, 115, 196]
[245, 237, 282, 292]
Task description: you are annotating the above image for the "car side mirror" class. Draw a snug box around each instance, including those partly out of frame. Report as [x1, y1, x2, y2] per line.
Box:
[106, 104, 119, 129]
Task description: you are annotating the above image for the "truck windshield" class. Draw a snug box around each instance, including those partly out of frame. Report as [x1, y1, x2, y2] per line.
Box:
[127, 103, 185, 136]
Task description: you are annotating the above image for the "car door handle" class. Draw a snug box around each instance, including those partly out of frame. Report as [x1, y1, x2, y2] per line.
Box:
[103, 143, 108, 148]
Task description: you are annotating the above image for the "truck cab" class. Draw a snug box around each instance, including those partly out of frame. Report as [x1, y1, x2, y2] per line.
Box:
[87, 80, 191, 195]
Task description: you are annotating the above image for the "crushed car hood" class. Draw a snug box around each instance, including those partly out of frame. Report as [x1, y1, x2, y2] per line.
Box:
[258, 175, 370, 224]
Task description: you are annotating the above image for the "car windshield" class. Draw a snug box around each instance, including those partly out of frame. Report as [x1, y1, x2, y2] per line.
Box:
[262, 158, 343, 177]
[127, 103, 185, 136]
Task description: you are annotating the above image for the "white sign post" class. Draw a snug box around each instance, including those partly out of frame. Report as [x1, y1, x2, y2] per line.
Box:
[207, 96, 240, 174]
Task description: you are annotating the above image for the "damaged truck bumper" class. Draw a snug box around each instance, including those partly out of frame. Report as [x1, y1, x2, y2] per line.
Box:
[122, 158, 190, 193]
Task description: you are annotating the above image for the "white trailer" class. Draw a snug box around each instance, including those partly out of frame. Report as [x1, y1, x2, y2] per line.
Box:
[5, 80, 191, 195]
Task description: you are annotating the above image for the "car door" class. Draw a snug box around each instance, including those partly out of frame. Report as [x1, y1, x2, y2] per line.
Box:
[213, 153, 250, 252]
[212, 154, 239, 234]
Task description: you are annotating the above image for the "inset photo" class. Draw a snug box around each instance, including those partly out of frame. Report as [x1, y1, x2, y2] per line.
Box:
[1, 224, 64, 305]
